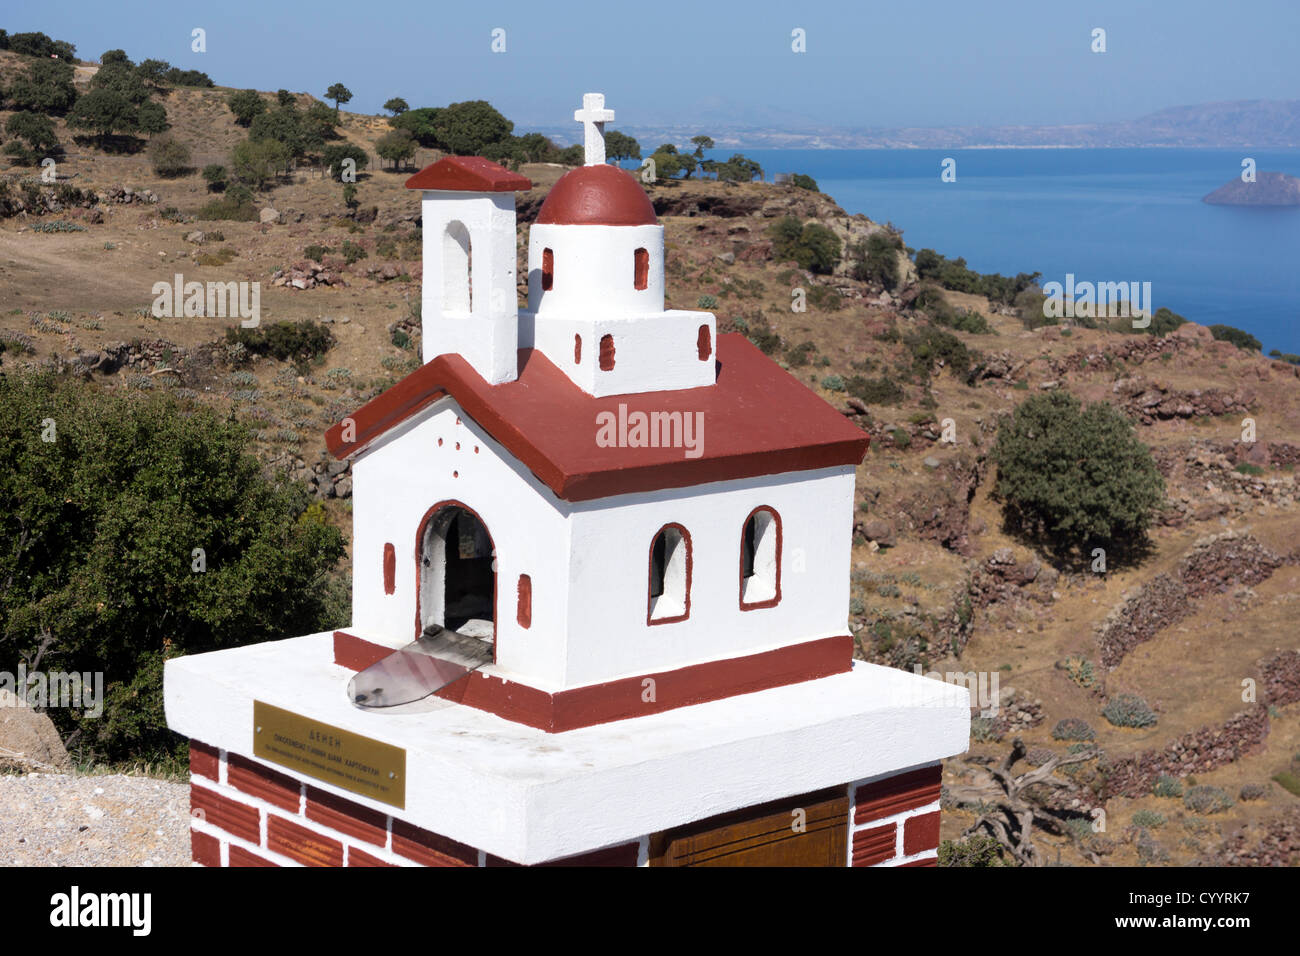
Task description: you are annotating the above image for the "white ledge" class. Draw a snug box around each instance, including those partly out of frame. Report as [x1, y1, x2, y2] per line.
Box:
[165, 632, 970, 864]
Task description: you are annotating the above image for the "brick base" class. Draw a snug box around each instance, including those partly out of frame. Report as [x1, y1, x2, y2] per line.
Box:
[187, 740, 943, 867]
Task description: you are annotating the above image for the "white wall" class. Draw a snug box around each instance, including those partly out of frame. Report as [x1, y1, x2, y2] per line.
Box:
[350, 399, 574, 687]
[421, 191, 519, 384]
[561, 466, 857, 687]
[527, 223, 664, 316]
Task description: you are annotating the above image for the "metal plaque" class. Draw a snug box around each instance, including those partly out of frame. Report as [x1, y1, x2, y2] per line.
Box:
[253, 700, 407, 809]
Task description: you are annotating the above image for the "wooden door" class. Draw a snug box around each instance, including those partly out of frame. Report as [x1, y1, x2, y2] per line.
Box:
[648, 787, 848, 867]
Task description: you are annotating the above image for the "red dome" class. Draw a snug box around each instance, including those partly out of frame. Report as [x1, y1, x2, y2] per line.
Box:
[536, 164, 657, 226]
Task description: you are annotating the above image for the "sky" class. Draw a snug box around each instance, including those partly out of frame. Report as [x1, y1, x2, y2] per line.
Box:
[9, 0, 1300, 134]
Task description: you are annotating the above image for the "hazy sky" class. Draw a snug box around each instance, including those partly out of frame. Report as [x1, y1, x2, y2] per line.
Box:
[11, 0, 1300, 132]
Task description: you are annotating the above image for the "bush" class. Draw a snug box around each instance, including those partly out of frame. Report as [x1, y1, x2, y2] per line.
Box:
[198, 183, 258, 222]
[784, 340, 816, 368]
[1183, 785, 1233, 815]
[905, 325, 973, 378]
[148, 135, 191, 177]
[340, 240, 367, 264]
[323, 143, 369, 181]
[1051, 718, 1095, 741]
[1273, 771, 1300, 797]
[1062, 655, 1097, 689]
[788, 172, 818, 192]
[846, 375, 904, 406]
[1208, 324, 1262, 352]
[850, 232, 902, 290]
[938, 834, 1003, 867]
[822, 374, 845, 392]
[992, 391, 1164, 560]
[767, 217, 841, 274]
[1102, 693, 1158, 728]
[1152, 775, 1183, 798]
[913, 248, 1040, 308]
[1239, 783, 1267, 801]
[225, 320, 335, 368]
[0, 372, 345, 765]
[201, 164, 228, 192]
[697, 294, 718, 309]
[303, 244, 333, 262]
[1131, 809, 1166, 828]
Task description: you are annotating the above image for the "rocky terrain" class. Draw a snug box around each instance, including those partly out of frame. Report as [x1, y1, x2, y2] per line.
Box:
[2, 51, 1299, 867]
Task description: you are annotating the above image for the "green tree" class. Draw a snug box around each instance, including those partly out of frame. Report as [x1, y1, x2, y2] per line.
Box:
[605, 130, 641, 162]
[8, 58, 78, 115]
[851, 231, 902, 290]
[135, 59, 171, 87]
[323, 143, 369, 181]
[227, 89, 266, 127]
[767, 217, 842, 274]
[325, 82, 353, 116]
[4, 112, 60, 156]
[100, 49, 132, 67]
[432, 99, 513, 155]
[66, 88, 139, 145]
[231, 137, 290, 188]
[516, 132, 558, 163]
[342, 182, 358, 211]
[384, 97, 409, 116]
[789, 172, 818, 191]
[1208, 324, 1262, 352]
[992, 391, 1164, 562]
[276, 89, 296, 107]
[89, 61, 152, 105]
[375, 128, 417, 170]
[149, 135, 191, 177]
[249, 107, 307, 158]
[8, 32, 77, 61]
[690, 134, 713, 158]
[714, 153, 763, 182]
[136, 100, 169, 137]
[0, 372, 346, 764]
[390, 106, 443, 146]
[302, 101, 339, 145]
[201, 163, 228, 192]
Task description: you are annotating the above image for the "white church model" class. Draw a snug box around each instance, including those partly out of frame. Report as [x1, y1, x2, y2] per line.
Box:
[165, 94, 969, 867]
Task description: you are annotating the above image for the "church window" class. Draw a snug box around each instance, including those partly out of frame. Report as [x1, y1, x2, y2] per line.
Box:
[740, 507, 780, 609]
[442, 221, 472, 315]
[634, 248, 649, 290]
[599, 334, 616, 371]
[648, 524, 691, 625]
[542, 248, 554, 291]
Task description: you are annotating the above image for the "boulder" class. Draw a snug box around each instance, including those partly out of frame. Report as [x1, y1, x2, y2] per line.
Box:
[861, 519, 895, 547]
[259, 207, 281, 224]
[0, 688, 71, 772]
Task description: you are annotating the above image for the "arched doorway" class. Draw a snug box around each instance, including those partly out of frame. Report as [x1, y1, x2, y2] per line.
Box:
[416, 502, 496, 654]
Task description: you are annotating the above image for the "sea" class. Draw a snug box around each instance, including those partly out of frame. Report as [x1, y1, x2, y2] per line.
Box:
[701, 148, 1300, 356]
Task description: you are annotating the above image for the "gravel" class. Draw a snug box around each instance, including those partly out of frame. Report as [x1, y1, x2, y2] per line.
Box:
[0, 772, 192, 867]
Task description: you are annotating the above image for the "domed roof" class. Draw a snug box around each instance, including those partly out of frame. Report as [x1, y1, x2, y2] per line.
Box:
[536, 164, 657, 226]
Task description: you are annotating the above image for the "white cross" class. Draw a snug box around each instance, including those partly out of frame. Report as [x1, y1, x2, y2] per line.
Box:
[574, 92, 615, 166]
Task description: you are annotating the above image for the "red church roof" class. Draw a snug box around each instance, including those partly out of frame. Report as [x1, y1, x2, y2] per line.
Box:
[404, 156, 532, 193]
[535, 164, 657, 226]
[325, 335, 869, 502]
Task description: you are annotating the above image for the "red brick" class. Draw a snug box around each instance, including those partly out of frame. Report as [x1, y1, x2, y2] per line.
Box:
[851, 823, 896, 867]
[853, 765, 941, 825]
[904, 810, 942, 856]
[485, 842, 639, 867]
[191, 784, 261, 844]
[229, 844, 279, 867]
[900, 856, 937, 867]
[349, 847, 398, 867]
[305, 786, 388, 847]
[189, 741, 219, 782]
[191, 829, 221, 867]
[267, 815, 344, 867]
[228, 753, 302, 812]
[391, 818, 477, 867]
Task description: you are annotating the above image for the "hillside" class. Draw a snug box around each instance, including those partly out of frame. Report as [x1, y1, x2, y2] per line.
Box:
[2, 52, 1300, 868]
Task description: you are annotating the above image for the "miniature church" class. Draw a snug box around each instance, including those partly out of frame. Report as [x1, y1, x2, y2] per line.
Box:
[165, 94, 969, 867]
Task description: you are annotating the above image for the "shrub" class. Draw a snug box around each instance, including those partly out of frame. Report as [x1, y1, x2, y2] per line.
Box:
[198, 183, 257, 222]
[767, 217, 841, 274]
[303, 244, 333, 262]
[148, 135, 191, 177]
[784, 340, 816, 367]
[1183, 785, 1233, 815]
[822, 374, 845, 392]
[851, 232, 902, 290]
[1239, 783, 1267, 801]
[1235, 462, 1264, 476]
[0, 371, 346, 765]
[788, 172, 818, 191]
[992, 391, 1164, 560]
[1102, 693, 1158, 728]
[1051, 718, 1095, 741]
[225, 320, 334, 368]
[905, 325, 973, 378]
[697, 294, 718, 309]
[1131, 809, 1166, 828]
[970, 717, 1002, 742]
[341, 240, 367, 264]
[1062, 655, 1097, 689]
[1153, 775, 1183, 798]
[1208, 324, 1262, 352]
[201, 164, 228, 192]
[806, 284, 842, 311]
[846, 375, 904, 406]
[323, 143, 369, 182]
[938, 834, 1003, 867]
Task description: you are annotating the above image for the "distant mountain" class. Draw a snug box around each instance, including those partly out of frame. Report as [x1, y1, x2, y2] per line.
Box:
[1203, 170, 1300, 206]
[528, 100, 1300, 150]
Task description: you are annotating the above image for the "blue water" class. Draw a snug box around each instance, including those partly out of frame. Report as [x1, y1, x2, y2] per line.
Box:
[714, 149, 1300, 355]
